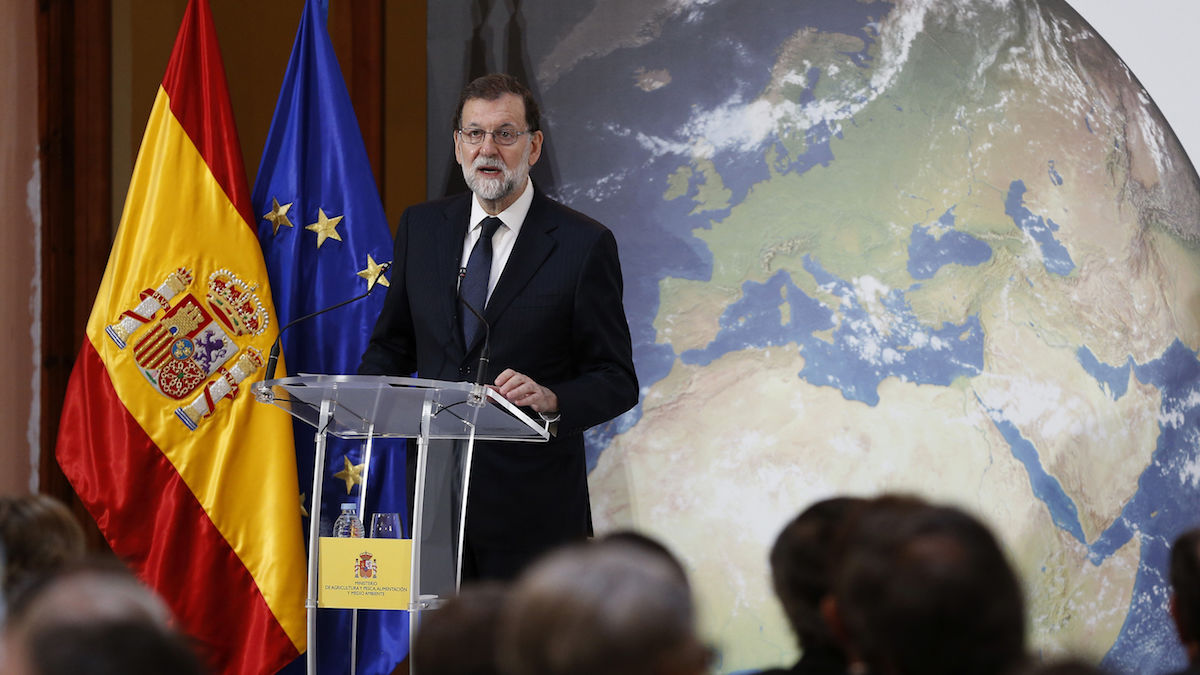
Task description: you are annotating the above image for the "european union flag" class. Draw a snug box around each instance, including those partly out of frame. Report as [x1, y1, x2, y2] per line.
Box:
[252, 0, 407, 672]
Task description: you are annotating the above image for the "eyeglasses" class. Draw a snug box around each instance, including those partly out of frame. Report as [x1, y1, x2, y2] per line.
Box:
[457, 127, 531, 146]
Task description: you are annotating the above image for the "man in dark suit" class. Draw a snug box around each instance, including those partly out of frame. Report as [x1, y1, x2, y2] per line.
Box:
[359, 74, 638, 580]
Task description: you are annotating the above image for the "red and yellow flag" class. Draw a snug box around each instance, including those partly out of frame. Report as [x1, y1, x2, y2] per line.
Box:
[55, 1, 306, 672]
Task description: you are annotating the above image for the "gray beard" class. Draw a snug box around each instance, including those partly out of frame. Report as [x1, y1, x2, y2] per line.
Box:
[462, 147, 530, 202]
[464, 166, 516, 201]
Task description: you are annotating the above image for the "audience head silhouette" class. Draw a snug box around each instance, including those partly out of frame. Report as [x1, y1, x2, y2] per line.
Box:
[16, 618, 207, 675]
[2, 559, 205, 675]
[414, 581, 509, 675]
[832, 496, 1026, 675]
[0, 494, 85, 599]
[499, 541, 709, 675]
[1171, 527, 1200, 666]
[1013, 658, 1108, 675]
[770, 496, 864, 654]
[593, 529, 689, 586]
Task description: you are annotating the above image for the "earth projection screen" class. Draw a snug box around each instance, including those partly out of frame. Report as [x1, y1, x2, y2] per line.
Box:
[426, 0, 1200, 671]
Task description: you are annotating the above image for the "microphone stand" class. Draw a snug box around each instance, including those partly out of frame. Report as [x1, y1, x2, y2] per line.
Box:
[456, 267, 492, 408]
[263, 261, 391, 381]
[458, 297, 491, 409]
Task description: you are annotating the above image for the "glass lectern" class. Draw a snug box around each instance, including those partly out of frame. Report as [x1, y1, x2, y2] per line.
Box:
[255, 374, 549, 674]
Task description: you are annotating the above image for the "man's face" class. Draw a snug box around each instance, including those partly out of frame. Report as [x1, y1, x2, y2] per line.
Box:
[454, 93, 543, 208]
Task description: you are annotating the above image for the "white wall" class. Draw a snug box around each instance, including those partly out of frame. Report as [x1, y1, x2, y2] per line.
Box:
[1069, 0, 1200, 169]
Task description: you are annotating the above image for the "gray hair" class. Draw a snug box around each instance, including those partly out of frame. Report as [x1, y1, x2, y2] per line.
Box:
[498, 543, 707, 675]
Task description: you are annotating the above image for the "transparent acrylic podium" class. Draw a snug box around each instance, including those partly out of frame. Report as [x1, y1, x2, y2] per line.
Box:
[254, 374, 549, 675]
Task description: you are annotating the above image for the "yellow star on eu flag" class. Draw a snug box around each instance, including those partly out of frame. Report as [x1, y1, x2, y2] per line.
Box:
[306, 207, 344, 248]
[357, 254, 391, 291]
[263, 197, 294, 235]
[333, 456, 365, 494]
[299, 492, 310, 518]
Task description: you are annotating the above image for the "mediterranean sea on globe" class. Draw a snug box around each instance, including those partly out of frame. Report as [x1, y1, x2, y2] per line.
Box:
[513, 0, 1200, 672]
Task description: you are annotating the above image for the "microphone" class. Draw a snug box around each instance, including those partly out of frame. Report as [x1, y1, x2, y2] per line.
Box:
[262, 261, 391, 381]
[456, 267, 492, 408]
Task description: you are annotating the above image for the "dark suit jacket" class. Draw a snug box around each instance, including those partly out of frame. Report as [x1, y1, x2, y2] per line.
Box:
[359, 190, 638, 555]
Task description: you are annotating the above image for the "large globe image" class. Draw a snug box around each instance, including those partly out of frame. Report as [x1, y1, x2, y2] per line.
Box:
[497, 0, 1200, 671]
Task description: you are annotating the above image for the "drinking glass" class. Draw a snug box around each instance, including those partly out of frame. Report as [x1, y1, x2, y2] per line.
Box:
[370, 512, 402, 539]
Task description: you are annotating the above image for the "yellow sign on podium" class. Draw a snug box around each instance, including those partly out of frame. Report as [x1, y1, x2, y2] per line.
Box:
[317, 537, 412, 610]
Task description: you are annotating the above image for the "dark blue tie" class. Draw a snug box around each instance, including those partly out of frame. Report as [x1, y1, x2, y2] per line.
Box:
[459, 216, 503, 349]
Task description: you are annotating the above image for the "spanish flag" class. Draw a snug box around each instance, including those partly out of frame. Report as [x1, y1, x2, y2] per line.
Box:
[54, 1, 306, 672]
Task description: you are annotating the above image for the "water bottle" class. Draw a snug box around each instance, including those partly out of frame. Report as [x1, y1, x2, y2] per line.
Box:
[332, 502, 365, 538]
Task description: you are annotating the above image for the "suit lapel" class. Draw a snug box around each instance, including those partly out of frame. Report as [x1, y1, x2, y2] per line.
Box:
[462, 193, 558, 356]
[437, 195, 471, 355]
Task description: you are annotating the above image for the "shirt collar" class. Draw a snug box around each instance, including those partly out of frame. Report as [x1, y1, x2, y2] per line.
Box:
[469, 176, 534, 235]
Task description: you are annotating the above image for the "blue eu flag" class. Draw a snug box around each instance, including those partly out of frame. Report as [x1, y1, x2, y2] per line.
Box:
[252, 0, 407, 672]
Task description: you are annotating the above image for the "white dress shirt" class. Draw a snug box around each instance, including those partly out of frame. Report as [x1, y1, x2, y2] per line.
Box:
[460, 177, 535, 305]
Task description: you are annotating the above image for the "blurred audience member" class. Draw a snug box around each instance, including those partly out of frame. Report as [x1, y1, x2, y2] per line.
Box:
[831, 496, 1027, 675]
[499, 542, 710, 675]
[5, 558, 172, 631]
[414, 582, 508, 675]
[761, 496, 864, 675]
[593, 529, 689, 585]
[1170, 527, 1200, 675]
[2, 558, 205, 675]
[0, 495, 85, 600]
[1015, 658, 1107, 675]
[12, 618, 206, 675]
